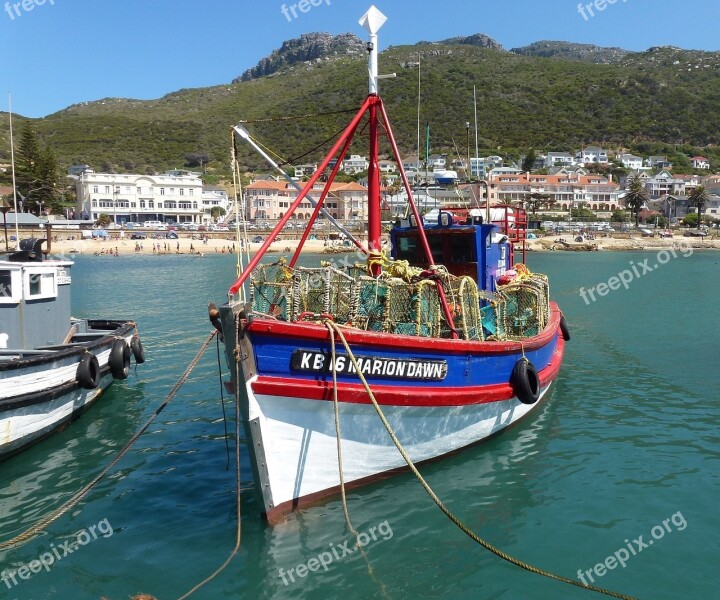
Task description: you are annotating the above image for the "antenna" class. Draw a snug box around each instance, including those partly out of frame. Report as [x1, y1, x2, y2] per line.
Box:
[359, 5, 387, 95]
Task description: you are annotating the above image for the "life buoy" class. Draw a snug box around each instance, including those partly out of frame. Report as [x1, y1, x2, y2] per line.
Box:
[510, 358, 540, 405]
[77, 353, 100, 389]
[130, 336, 146, 364]
[109, 339, 131, 380]
[560, 315, 570, 341]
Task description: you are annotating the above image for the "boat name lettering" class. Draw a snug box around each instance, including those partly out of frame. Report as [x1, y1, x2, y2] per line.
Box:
[290, 350, 447, 381]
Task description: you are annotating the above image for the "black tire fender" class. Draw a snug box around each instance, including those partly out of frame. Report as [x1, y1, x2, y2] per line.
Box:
[510, 358, 540, 405]
[130, 336, 146, 364]
[560, 315, 570, 341]
[77, 353, 100, 389]
[109, 339, 131, 380]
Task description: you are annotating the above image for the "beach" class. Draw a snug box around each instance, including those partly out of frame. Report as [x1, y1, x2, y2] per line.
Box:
[41, 231, 720, 258]
[46, 235, 347, 257]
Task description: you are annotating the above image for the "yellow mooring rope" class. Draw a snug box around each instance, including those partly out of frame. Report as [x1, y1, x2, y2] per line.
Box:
[175, 316, 244, 599]
[0, 331, 218, 553]
[323, 320, 638, 600]
[329, 324, 392, 600]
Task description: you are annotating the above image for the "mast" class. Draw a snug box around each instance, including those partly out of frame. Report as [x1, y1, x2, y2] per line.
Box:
[8, 94, 19, 247]
[359, 5, 387, 257]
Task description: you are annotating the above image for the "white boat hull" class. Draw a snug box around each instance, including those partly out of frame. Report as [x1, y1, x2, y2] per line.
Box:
[1, 374, 113, 455]
[243, 377, 552, 523]
[0, 328, 138, 458]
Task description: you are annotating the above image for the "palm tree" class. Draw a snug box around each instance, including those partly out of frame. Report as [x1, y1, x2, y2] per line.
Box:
[687, 185, 709, 231]
[623, 175, 648, 227]
[96, 213, 112, 228]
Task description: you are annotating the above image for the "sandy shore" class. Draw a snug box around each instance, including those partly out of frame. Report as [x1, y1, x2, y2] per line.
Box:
[39, 232, 720, 258]
[527, 234, 720, 252]
[48, 236, 349, 257]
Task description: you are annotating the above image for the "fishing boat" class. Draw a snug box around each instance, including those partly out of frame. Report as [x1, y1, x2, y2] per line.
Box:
[214, 5, 568, 524]
[0, 232, 145, 458]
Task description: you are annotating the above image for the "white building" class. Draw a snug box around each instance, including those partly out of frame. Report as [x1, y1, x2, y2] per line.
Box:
[578, 146, 609, 165]
[691, 156, 710, 170]
[402, 156, 421, 171]
[469, 156, 504, 178]
[620, 154, 643, 170]
[293, 164, 318, 178]
[378, 160, 397, 173]
[646, 156, 672, 169]
[427, 154, 446, 169]
[201, 186, 230, 224]
[342, 155, 369, 175]
[545, 152, 575, 168]
[76, 170, 204, 224]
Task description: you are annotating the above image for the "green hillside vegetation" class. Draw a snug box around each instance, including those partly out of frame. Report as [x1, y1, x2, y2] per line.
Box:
[3, 42, 720, 179]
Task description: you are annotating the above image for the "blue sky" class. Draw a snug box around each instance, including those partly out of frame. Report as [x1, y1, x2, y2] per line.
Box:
[2, 0, 720, 118]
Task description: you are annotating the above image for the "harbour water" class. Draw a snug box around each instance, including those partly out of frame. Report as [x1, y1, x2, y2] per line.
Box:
[0, 249, 717, 599]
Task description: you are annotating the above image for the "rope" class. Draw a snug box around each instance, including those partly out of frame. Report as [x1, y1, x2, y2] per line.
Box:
[328, 325, 360, 539]
[237, 108, 356, 124]
[231, 132, 250, 290]
[280, 125, 349, 167]
[327, 323, 391, 600]
[216, 334, 231, 471]
[175, 316, 243, 599]
[323, 321, 637, 600]
[0, 331, 218, 552]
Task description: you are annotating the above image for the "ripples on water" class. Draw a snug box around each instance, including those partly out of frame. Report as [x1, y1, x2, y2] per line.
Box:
[0, 251, 717, 599]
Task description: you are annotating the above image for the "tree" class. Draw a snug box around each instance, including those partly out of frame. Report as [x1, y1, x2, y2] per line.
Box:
[571, 207, 595, 221]
[521, 148, 536, 173]
[36, 145, 58, 213]
[687, 185, 709, 230]
[524, 192, 554, 216]
[17, 122, 40, 188]
[96, 213, 112, 227]
[15, 123, 58, 215]
[681, 213, 712, 228]
[623, 174, 648, 226]
[210, 206, 226, 223]
[611, 209, 630, 223]
[186, 153, 211, 171]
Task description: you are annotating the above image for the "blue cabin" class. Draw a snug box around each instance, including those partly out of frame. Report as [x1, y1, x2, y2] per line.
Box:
[390, 211, 513, 292]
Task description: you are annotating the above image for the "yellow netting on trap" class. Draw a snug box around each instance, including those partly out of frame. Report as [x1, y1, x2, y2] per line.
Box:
[440, 274, 484, 341]
[352, 276, 442, 336]
[292, 265, 356, 324]
[249, 259, 294, 320]
[249, 256, 550, 342]
[496, 268, 550, 340]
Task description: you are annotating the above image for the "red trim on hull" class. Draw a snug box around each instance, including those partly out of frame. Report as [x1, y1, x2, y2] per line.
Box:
[251, 328, 565, 407]
[248, 303, 563, 355]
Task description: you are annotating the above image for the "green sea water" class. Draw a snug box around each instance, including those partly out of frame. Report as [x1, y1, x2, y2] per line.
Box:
[0, 249, 718, 600]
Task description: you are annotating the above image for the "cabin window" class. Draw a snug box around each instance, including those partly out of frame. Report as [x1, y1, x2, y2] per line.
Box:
[395, 235, 418, 261]
[24, 269, 57, 301]
[0, 269, 21, 303]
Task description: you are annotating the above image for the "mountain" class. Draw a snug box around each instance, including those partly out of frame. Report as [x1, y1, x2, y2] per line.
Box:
[428, 34, 504, 51]
[234, 33, 366, 82]
[6, 36, 720, 176]
[510, 41, 631, 64]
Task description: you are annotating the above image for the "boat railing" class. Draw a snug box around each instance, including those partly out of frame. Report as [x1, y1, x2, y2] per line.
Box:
[490, 204, 528, 265]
